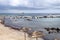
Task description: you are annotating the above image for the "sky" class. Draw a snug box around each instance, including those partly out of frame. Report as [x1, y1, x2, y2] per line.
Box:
[0, 0, 60, 13]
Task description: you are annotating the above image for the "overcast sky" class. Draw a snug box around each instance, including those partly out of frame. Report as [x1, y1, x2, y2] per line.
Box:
[0, 0, 60, 13]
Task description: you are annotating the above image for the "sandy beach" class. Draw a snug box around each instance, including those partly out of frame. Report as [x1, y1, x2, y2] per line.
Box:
[0, 23, 44, 40]
[0, 23, 29, 40]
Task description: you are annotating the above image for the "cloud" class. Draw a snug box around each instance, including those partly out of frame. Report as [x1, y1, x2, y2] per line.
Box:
[0, 0, 8, 5]
[0, 0, 60, 9]
[9, 0, 32, 7]
[0, 0, 60, 13]
[0, 9, 60, 13]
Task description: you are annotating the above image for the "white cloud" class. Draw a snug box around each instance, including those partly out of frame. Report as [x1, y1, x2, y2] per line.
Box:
[0, 0, 8, 5]
[9, 0, 31, 7]
[0, 0, 60, 9]
[1, 0, 60, 13]
[9, 0, 20, 6]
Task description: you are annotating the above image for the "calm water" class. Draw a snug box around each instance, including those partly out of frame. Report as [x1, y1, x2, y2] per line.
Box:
[5, 18, 60, 28]
[5, 18, 60, 40]
[4, 18, 60, 31]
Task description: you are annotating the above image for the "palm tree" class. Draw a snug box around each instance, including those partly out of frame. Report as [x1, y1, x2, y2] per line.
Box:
[32, 31, 44, 40]
[21, 27, 31, 40]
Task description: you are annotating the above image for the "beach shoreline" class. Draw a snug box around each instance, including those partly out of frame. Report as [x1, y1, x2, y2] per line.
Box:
[0, 23, 28, 40]
[0, 23, 45, 40]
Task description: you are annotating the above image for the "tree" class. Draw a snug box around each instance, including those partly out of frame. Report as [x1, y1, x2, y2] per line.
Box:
[32, 31, 44, 40]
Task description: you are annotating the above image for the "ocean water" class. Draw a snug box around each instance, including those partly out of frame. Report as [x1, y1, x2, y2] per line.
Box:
[5, 18, 60, 28]
[4, 18, 60, 40]
[0, 13, 59, 16]
[4, 18, 60, 31]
